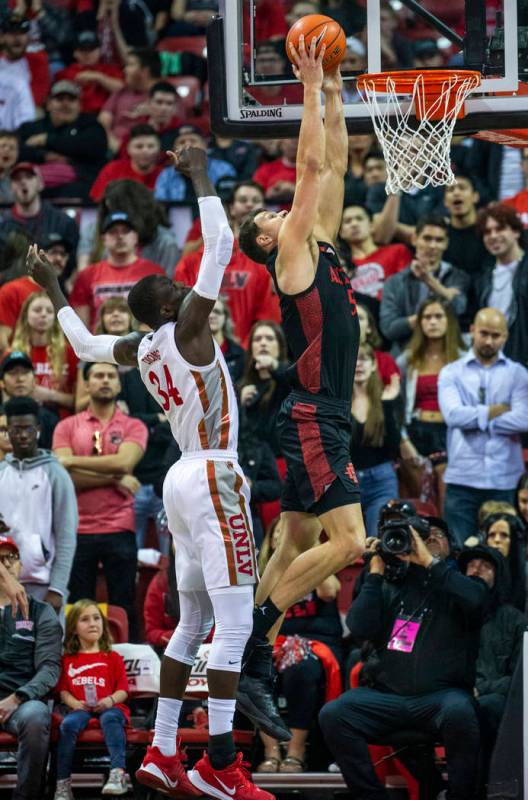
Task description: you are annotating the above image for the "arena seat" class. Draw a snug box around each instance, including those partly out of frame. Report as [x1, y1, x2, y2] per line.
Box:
[157, 36, 207, 57]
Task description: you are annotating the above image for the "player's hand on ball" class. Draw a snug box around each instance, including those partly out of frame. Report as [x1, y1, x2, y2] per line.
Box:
[26, 243, 58, 290]
[289, 33, 325, 88]
[167, 145, 207, 177]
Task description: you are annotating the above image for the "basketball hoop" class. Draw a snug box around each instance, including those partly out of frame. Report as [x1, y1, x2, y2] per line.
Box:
[357, 70, 482, 194]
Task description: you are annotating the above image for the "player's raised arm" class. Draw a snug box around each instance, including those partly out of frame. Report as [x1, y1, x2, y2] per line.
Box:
[174, 147, 234, 348]
[313, 67, 348, 244]
[275, 35, 325, 285]
[26, 245, 145, 367]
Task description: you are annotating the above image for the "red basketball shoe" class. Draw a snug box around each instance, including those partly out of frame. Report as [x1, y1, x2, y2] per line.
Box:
[188, 752, 276, 800]
[136, 745, 203, 798]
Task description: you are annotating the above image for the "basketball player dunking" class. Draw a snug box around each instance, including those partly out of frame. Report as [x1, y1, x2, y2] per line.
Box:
[27, 147, 277, 800]
[237, 36, 366, 730]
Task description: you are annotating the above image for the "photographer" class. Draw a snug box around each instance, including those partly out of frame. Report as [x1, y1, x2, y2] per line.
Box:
[319, 516, 488, 800]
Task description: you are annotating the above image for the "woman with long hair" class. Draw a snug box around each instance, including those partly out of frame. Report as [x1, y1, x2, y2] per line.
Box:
[516, 472, 528, 530]
[482, 512, 527, 612]
[74, 296, 135, 412]
[77, 179, 180, 276]
[208, 296, 245, 384]
[397, 295, 466, 512]
[357, 302, 399, 386]
[11, 292, 77, 416]
[351, 342, 401, 537]
[238, 321, 290, 457]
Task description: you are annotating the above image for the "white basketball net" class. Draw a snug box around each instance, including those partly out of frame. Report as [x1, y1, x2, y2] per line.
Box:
[358, 72, 480, 194]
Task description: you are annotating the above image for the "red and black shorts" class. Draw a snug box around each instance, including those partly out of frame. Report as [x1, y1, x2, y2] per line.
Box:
[277, 391, 361, 516]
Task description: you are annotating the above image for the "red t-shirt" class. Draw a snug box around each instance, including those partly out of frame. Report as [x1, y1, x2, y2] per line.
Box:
[184, 216, 203, 245]
[375, 350, 400, 387]
[30, 343, 78, 394]
[70, 257, 165, 330]
[55, 62, 123, 115]
[52, 407, 148, 534]
[58, 650, 130, 722]
[90, 158, 164, 202]
[350, 244, 412, 300]
[102, 87, 150, 143]
[253, 158, 296, 193]
[174, 240, 281, 346]
[504, 190, 528, 229]
[0, 276, 39, 330]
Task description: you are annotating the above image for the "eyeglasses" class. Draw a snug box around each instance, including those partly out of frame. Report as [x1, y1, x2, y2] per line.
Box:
[0, 553, 19, 565]
[425, 530, 447, 540]
[92, 430, 102, 455]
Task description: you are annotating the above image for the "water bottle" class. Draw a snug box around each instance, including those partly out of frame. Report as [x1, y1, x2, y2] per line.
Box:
[84, 684, 97, 707]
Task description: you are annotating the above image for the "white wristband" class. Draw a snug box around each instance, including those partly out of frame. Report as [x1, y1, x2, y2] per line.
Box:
[57, 307, 119, 364]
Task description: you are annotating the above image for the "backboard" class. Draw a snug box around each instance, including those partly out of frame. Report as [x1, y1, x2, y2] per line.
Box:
[207, 0, 528, 138]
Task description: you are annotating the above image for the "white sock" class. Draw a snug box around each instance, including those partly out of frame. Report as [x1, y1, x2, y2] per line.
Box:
[208, 697, 236, 736]
[152, 697, 183, 756]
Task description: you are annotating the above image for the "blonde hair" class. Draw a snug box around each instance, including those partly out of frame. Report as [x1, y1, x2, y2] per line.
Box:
[355, 343, 385, 448]
[64, 599, 113, 655]
[12, 291, 66, 386]
[478, 500, 517, 528]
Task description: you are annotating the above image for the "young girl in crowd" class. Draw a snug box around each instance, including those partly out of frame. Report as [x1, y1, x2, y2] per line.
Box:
[238, 321, 290, 457]
[74, 296, 134, 411]
[351, 343, 401, 537]
[54, 600, 129, 800]
[397, 295, 465, 512]
[209, 296, 245, 384]
[11, 291, 77, 417]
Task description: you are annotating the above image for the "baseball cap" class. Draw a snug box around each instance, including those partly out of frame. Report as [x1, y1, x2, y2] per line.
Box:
[0, 536, 19, 555]
[49, 80, 81, 99]
[414, 38, 440, 58]
[74, 30, 101, 50]
[10, 162, 42, 181]
[1, 13, 30, 33]
[101, 211, 137, 234]
[42, 232, 72, 252]
[0, 351, 34, 378]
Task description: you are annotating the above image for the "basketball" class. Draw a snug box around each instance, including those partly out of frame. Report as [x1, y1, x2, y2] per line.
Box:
[286, 14, 346, 72]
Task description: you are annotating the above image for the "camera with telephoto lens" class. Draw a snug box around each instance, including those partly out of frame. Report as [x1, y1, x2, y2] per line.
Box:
[378, 515, 430, 562]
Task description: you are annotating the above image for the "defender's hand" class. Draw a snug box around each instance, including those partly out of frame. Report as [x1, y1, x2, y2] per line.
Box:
[289, 33, 325, 88]
[26, 244, 59, 291]
[167, 145, 207, 177]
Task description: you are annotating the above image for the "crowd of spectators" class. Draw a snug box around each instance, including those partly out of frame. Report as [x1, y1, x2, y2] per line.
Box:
[1, 0, 528, 797]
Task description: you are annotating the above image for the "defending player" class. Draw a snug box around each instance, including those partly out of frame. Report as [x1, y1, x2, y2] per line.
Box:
[237, 37, 366, 729]
[27, 146, 280, 800]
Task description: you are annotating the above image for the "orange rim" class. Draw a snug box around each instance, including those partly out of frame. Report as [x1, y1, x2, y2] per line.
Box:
[356, 69, 482, 93]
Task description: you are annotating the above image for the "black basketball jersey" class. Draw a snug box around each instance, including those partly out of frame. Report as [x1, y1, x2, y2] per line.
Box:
[267, 241, 360, 404]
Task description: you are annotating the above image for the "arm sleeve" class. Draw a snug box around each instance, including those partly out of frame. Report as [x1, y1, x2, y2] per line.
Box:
[57, 307, 119, 364]
[346, 573, 386, 641]
[193, 196, 234, 300]
[17, 606, 62, 700]
[489, 366, 528, 435]
[48, 465, 78, 596]
[438, 365, 489, 431]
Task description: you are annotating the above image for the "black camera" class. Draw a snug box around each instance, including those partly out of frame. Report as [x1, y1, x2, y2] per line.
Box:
[376, 515, 431, 574]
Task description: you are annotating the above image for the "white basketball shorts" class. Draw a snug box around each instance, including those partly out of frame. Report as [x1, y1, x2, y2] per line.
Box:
[163, 454, 259, 591]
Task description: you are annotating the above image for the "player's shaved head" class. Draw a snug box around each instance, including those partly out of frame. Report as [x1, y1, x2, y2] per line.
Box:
[473, 307, 507, 333]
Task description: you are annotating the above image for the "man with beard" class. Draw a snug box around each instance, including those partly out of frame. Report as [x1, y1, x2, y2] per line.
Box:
[52, 362, 147, 639]
[439, 308, 528, 547]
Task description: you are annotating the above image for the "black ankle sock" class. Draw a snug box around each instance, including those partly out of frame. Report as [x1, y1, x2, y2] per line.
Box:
[209, 732, 236, 770]
[251, 598, 282, 639]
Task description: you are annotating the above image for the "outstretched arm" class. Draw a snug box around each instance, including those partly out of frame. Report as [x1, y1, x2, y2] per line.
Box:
[173, 147, 234, 365]
[26, 245, 145, 367]
[275, 35, 325, 293]
[313, 68, 348, 244]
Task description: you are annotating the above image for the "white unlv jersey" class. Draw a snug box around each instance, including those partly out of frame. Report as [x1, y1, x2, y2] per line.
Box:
[137, 322, 239, 454]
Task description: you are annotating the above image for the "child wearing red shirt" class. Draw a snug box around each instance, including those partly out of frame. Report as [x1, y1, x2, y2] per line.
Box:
[55, 601, 129, 799]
